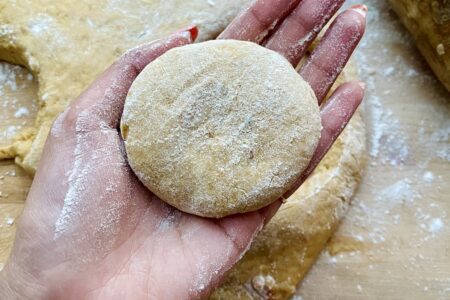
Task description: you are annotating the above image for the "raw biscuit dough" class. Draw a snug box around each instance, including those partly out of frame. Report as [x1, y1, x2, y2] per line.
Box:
[121, 40, 321, 218]
[0, 1, 366, 299]
[389, 0, 450, 92]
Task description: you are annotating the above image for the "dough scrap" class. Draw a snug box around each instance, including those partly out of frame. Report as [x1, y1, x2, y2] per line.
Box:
[121, 40, 321, 217]
[389, 0, 450, 92]
[0, 0, 252, 172]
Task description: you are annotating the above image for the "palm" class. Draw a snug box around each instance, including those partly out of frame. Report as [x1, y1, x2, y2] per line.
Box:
[1, 1, 366, 299]
[12, 126, 267, 299]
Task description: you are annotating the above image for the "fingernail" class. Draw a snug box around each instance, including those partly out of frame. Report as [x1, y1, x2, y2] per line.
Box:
[357, 81, 366, 90]
[175, 25, 199, 41]
[351, 4, 368, 17]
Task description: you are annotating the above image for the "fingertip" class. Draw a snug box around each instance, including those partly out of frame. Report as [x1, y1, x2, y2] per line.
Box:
[261, 200, 282, 225]
[357, 80, 366, 90]
[344, 7, 367, 30]
[334, 5, 367, 34]
[356, 81, 366, 104]
[187, 25, 199, 41]
[348, 81, 366, 103]
[350, 4, 368, 17]
[344, 80, 366, 95]
[174, 25, 199, 42]
[349, 6, 368, 33]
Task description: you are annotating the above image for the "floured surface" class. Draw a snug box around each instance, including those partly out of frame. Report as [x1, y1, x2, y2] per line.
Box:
[0, 0, 251, 173]
[298, 1, 450, 299]
[0, 62, 37, 266]
[122, 40, 321, 218]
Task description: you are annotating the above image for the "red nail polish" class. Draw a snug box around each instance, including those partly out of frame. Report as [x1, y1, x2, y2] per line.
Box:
[187, 25, 199, 41]
[175, 25, 199, 41]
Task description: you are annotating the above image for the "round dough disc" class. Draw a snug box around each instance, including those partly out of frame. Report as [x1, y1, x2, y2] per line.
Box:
[121, 40, 321, 218]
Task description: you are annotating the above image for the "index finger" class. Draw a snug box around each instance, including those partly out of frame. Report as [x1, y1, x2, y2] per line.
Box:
[218, 0, 301, 42]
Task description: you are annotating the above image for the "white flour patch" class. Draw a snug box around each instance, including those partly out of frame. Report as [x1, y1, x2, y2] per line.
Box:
[29, 14, 52, 35]
[14, 107, 30, 118]
[53, 124, 91, 238]
[366, 94, 409, 166]
[378, 179, 418, 206]
[426, 218, 443, 235]
[4, 126, 18, 139]
[0, 24, 14, 38]
[422, 171, 435, 183]
[5, 217, 14, 226]
[418, 119, 450, 163]
[28, 14, 68, 49]
[53, 94, 123, 239]
[50, 68, 144, 267]
[0, 63, 19, 93]
[0, 61, 37, 146]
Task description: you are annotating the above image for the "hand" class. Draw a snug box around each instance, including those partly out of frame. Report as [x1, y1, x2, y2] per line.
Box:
[0, 1, 366, 299]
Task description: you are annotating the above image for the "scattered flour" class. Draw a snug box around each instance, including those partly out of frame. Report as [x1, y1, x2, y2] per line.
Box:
[422, 171, 435, 183]
[300, 1, 450, 298]
[28, 14, 68, 49]
[348, 0, 448, 245]
[5, 217, 14, 226]
[0, 62, 19, 94]
[426, 218, 444, 235]
[4, 125, 19, 139]
[14, 107, 30, 118]
[0, 61, 37, 146]
[378, 179, 418, 206]
[418, 119, 450, 163]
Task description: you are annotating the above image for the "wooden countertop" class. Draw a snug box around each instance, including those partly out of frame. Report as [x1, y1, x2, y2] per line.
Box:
[0, 0, 449, 298]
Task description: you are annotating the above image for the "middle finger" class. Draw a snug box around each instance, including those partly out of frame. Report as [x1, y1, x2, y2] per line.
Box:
[218, 0, 301, 43]
[264, 0, 345, 66]
[299, 6, 367, 104]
